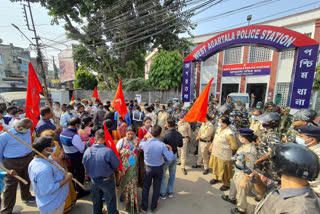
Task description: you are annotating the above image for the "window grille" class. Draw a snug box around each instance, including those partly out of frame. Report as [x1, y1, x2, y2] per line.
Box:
[203, 54, 217, 66]
[276, 83, 290, 107]
[223, 47, 242, 65]
[304, 32, 312, 38]
[249, 46, 272, 63]
[280, 50, 295, 60]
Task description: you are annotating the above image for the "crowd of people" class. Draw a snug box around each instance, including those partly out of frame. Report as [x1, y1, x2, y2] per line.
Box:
[0, 96, 319, 214]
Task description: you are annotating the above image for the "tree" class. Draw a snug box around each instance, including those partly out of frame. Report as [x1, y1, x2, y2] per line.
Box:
[313, 64, 320, 91]
[16, 0, 196, 89]
[148, 50, 183, 90]
[74, 67, 98, 90]
[122, 77, 154, 92]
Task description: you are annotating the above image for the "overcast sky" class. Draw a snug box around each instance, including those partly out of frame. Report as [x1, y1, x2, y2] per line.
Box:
[0, 0, 319, 68]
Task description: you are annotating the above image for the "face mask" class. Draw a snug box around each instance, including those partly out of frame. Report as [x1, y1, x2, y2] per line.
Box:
[251, 115, 257, 121]
[218, 123, 222, 128]
[262, 123, 269, 128]
[18, 128, 30, 133]
[296, 136, 312, 146]
[75, 101, 80, 104]
[257, 106, 261, 109]
[18, 113, 25, 119]
[46, 145, 57, 154]
[52, 105, 57, 110]
[239, 107, 242, 110]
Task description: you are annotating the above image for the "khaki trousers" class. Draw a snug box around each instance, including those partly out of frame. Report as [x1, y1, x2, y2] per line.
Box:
[178, 138, 188, 168]
[197, 141, 210, 170]
[1, 153, 33, 214]
[229, 171, 252, 212]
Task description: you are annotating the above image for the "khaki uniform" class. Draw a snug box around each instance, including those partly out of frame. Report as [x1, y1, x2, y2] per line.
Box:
[249, 120, 264, 137]
[209, 127, 238, 186]
[229, 143, 257, 212]
[177, 121, 192, 168]
[196, 122, 214, 170]
[157, 111, 169, 129]
[254, 186, 320, 214]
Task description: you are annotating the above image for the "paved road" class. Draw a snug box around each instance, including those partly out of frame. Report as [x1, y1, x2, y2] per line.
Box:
[12, 155, 258, 214]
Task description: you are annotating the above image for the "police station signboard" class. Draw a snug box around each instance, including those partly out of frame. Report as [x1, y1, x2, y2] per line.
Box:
[183, 25, 319, 109]
[222, 61, 271, 76]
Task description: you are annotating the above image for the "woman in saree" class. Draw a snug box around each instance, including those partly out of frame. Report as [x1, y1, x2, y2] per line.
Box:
[40, 129, 77, 213]
[116, 126, 140, 214]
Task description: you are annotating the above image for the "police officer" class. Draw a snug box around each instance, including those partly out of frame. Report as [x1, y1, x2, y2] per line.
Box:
[154, 100, 161, 115]
[250, 143, 320, 214]
[249, 109, 264, 137]
[172, 103, 183, 124]
[192, 114, 214, 175]
[221, 128, 257, 214]
[166, 100, 174, 115]
[255, 112, 281, 179]
[207, 101, 217, 125]
[177, 112, 192, 175]
[284, 109, 317, 143]
[296, 125, 320, 196]
[278, 107, 292, 138]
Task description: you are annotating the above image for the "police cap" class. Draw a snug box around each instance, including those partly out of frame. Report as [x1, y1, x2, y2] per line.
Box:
[257, 112, 280, 123]
[155, 100, 160, 103]
[296, 125, 320, 139]
[270, 143, 320, 181]
[293, 109, 317, 122]
[238, 128, 254, 136]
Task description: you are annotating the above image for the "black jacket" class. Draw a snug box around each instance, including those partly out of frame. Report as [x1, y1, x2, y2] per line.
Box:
[160, 128, 183, 154]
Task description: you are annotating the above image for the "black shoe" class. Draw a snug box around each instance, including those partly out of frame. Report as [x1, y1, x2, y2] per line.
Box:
[210, 179, 218, 185]
[231, 208, 246, 214]
[254, 196, 262, 202]
[192, 164, 201, 168]
[177, 162, 181, 165]
[221, 195, 236, 205]
[203, 169, 209, 175]
[22, 196, 36, 203]
[182, 168, 187, 175]
[77, 190, 91, 199]
[220, 185, 230, 191]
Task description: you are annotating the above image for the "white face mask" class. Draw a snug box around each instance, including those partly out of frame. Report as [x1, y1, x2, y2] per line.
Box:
[296, 136, 313, 147]
[46, 145, 57, 154]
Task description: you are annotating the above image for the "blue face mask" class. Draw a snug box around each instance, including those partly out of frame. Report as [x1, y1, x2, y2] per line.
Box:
[218, 123, 222, 128]
[257, 106, 261, 109]
[262, 123, 269, 128]
[18, 113, 25, 119]
[52, 105, 57, 110]
[251, 115, 257, 120]
[295, 136, 312, 146]
[47, 145, 57, 154]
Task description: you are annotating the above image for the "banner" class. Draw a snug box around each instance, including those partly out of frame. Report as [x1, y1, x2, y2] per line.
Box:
[290, 44, 319, 109]
[58, 46, 75, 83]
[182, 62, 192, 102]
[222, 61, 271, 76]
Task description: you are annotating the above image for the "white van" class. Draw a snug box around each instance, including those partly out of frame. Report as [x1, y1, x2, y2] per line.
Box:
[227, 93, 250, 109]
[0, 91, 46, 107]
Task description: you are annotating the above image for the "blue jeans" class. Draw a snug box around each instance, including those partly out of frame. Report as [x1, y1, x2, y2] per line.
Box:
[160, 154, 177, 195]
[91, 177, 119, 214]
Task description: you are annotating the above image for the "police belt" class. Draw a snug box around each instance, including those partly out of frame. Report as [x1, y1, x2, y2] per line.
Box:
[200, 139, 211, 143]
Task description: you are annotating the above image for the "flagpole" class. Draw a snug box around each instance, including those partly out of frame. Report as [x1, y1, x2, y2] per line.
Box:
[2, 128, 85, 190]
[0, 165, 28, 185]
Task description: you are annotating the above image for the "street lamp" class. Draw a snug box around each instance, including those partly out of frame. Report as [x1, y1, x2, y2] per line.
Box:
[247, 15, 252, 26]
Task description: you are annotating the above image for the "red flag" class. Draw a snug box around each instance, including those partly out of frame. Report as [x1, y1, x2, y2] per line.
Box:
[71, 92, 74, 101]
[104, 123, 123, 170]
[112, 79, 127, 120]
[26, 63, 44, 127]
[92, 87, 101, 102]
[184, 78, 214, 123]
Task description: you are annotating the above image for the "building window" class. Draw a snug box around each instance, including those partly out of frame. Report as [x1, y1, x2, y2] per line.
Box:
[249, 46, 272, 63]
[0, 54, 3, 64]
[276, 83, 290, 107]
[280, 50, 295, 60]
[223, 47, 242, 65]
[304, 32, 312, 38]
[201, 83, 215, 95]
[203, 54, 217, 67]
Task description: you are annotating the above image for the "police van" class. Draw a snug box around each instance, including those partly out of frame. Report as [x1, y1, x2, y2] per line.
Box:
[227, 93, 250, 109]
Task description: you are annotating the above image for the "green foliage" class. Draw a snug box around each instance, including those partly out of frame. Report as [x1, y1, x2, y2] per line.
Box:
[14, 0, 194, 89]
[122, 77, 154, 92]
[313, 65, 320, 91]
[74, 67, 98, 90]
[148, 50, 183, 90]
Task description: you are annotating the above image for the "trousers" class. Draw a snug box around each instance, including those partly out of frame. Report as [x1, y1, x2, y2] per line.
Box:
[229, 171, 252, 212]
[69, 157, 85, 193]
[160, 155, 177, 195]
[178, 138, 188, 168]
[1, 153, 33, 214]
[197, 141, 210, 170]
[141, 165, 163, 211]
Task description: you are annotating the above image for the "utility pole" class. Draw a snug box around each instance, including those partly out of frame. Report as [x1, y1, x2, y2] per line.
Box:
[53, 56, 61, 89]
[23, 0, 49, 96]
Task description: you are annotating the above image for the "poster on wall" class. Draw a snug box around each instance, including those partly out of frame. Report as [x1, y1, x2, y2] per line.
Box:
[58, 45, 75, 83]
[222, 61, 271, 76]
